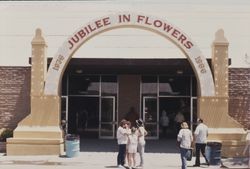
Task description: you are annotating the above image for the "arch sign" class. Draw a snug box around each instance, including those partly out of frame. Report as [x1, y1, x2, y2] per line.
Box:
[45, 12, 215, 96]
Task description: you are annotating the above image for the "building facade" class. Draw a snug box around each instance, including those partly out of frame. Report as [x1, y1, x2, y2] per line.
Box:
[0, 12, 248, 157]
[1, 67, 249, 132]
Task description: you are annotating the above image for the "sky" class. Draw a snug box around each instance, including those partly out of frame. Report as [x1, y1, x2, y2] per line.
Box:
[0, 0, 250, 67]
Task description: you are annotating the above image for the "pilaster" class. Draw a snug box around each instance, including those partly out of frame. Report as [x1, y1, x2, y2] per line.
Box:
[197, 29, 246, 157]
[212, 29, 229, 97]
[7, 29, 63, 155]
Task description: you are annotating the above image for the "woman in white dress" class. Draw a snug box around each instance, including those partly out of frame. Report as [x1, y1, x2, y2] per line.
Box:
[127, 127, 138, 169]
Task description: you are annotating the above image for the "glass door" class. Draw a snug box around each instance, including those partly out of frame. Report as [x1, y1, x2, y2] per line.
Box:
[99, 96, 116, 139]
[143, 96, 158, 139]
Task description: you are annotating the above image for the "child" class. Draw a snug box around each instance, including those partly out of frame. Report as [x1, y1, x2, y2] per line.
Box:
[125, 121, 132, 166]
[127, 127, 138, 169]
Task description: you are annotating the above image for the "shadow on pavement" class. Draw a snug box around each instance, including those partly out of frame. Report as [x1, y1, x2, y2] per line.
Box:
[105, 166, 119, 168]
[221, 157, 249, 169]
[80, 138, 179, 153]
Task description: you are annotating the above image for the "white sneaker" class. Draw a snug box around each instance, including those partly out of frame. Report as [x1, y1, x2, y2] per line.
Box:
[117, 165, 125, 168]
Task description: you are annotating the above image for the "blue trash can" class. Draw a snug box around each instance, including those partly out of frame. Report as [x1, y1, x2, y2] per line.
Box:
[65, 134, 80, 158]
[206, 141, 222, 165]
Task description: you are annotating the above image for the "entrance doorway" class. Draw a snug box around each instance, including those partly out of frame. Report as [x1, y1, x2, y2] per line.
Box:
[61, 74, 197, 140]
[68, 96, 99, 138]
[142, 97, 196, 139]
[159, 97, 190, 138]
[61, 74, 118, 139]
[66, 96, 116, 139]
[99, 96, 116, 138]
[141, 75, 197, 139]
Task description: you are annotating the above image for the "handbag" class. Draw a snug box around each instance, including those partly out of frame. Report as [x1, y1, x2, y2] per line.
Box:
[186, 148, 193, 161]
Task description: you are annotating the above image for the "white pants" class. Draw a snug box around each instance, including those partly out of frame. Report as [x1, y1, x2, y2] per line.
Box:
[138, 142, 145, 166]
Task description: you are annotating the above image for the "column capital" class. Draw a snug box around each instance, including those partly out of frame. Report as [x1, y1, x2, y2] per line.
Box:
[212, 29, 229, 46]
[31, 28, 47, 46]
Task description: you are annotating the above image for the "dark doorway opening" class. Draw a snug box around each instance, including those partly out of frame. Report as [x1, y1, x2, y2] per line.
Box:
[68, 96, 99, 138]
[159, 97, 190, 139]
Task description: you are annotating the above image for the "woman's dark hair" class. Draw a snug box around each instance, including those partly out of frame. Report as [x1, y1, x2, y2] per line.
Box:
[136, 119, 143, 127]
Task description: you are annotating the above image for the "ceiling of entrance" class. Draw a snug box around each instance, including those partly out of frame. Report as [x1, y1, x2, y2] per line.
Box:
[46, 58, 215, 75]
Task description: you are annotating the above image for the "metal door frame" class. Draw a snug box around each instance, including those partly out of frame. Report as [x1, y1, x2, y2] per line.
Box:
[190, 97, 197, 132]
[99, 96, 116, 139]
[143, 96, 159, 139]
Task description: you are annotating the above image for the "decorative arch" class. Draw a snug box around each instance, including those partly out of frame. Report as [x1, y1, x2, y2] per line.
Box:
[44, 12, 215, 96]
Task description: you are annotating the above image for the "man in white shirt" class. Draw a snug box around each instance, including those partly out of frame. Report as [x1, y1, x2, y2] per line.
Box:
[117, 119, 130, 168]
[193, 118, 209, 167]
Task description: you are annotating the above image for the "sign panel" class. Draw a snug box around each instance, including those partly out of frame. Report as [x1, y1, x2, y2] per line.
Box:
[44, 12, 215, 96]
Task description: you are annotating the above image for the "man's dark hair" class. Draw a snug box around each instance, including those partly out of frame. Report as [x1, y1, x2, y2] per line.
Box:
[119, 119, 127, 127]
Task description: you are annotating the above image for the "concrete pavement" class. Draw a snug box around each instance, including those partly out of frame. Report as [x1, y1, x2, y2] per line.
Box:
[0, 138, 248, 169]
[0, 152, 248, 169]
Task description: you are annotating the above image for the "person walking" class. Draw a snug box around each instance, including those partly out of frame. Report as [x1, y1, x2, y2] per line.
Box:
[117, 119, 130, 168]
[193, 118, 209, 167]
[175, 111, 185, 134]
[160, 110, 169, 138]
[177, 122, 193, 169]
[136, 119, 148, 168]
